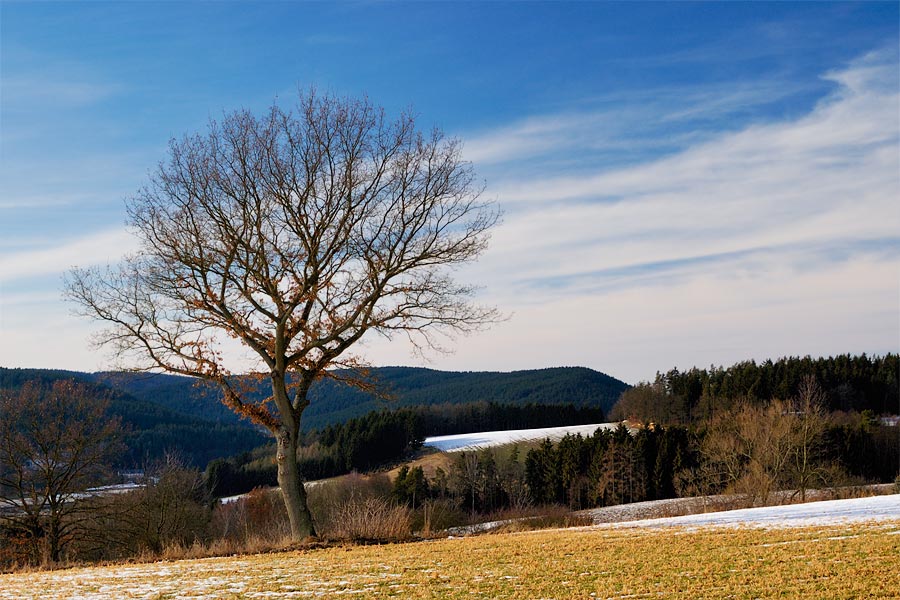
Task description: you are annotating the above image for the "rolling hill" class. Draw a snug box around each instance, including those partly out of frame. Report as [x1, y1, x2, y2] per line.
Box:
[1, 366, 627, 467]
[94, 366, 629, 431]
[0, 368, 267, 468]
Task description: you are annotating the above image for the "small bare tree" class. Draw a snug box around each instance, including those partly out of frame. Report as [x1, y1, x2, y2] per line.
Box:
[702, 399, 794, 505]
[788, 376, 831, 502]
[0, 380, 122, 563]
[110, 453, 210, 555]
[701, 381, 832, 506]
[66, 90, 498, 540]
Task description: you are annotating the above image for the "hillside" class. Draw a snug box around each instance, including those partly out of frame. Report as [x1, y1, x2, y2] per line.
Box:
[0, 368, 267, 468]
[0, 366, 626, 467]
[94, 366, 629, 431]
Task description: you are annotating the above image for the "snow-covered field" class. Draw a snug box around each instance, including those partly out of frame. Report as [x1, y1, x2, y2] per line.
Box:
[424, 422, 619, 452]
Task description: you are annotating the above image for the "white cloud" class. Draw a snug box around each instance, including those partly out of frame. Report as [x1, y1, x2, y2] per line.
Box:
[363, 48, 899, 380]
[0, 228, 139, 284]
[2, 49, 896, 382]
[0, 307, 112, 372]
[358, 253, 898, 383]
[463, 49, 899, 304]
[461, 78, 820, 167]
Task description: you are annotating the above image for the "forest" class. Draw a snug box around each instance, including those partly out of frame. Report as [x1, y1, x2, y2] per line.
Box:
[610, 353, 899, 423]
[95, 365, 627, 430]
[0, 368, 267, 468]
[1, 353, 897, 568]
[0, 366, 622, 469]
[206, 402, 607, 498]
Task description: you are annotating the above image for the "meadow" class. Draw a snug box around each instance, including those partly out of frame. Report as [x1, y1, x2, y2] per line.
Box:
[2, 520, 898, 599]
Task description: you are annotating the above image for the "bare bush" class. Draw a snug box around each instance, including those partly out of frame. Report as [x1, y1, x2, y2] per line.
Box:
[306, 473, 410, 541]
[77, 454, 210, 560]
[415, 499, 467, 535]
[210, 487, 290, 546]
[328, 496, 411, 541]
[699, 379, 841, 506]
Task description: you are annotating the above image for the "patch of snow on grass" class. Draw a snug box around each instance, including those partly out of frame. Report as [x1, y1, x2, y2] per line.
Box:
[598, 493, 900, 530]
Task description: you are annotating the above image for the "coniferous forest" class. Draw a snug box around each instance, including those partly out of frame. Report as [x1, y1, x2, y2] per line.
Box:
[2, 354, 898, 568]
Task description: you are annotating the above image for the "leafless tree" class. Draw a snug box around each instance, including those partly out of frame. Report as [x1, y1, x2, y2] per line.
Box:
[452, 451, 481, 518]
[100, 453, 210, 555]
[788, 376, 831, 502]
[701, 382, 832, 506]
[0, 380, 122, 563]
[65, 90, 498, 540]
[701, 399, 794, 505]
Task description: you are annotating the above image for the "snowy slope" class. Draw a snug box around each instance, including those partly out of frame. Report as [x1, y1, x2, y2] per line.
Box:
[424, 422, 619, 452]
[597, 493, 900, 530]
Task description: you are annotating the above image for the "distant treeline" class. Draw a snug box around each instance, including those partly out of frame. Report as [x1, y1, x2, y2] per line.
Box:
[206, 410, 425, 497]
[394, 407, 899, 519]
[205, 402, 607, 498]
[123, 424, 266, 469]
[415, 401, 605, 437]
[300, 366, 624, 429]
[522, 415, 898, 510]
[93, 366, 627, 431]
[385, 425, 693, 516]
[611, 354, 899, 424]
[0, 368, 266, 469]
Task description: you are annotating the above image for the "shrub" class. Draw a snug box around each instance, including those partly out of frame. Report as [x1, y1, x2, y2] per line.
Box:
[75, 454, 211, 560]
[327, 496, 411, 541]
[414, 499, 468, 535]
[210, 487, 290, 545]
[307, 473, 410, 541]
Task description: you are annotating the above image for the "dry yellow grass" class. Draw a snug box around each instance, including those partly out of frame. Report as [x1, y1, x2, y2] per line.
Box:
[2, 521, 898, 599]
[383, 447, 454, 480]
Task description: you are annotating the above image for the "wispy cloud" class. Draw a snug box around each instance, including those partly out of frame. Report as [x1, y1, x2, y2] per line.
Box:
[2, 76, 124, 111]
[466, 47, 897, 296]
[0, 228, 139, 284]
[462, 78, 822, 167]
[0, 192, 104, 211]
[409, 47, 900, 381]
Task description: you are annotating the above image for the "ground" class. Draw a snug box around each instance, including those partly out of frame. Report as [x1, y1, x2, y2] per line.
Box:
[2, 495, 898, 599]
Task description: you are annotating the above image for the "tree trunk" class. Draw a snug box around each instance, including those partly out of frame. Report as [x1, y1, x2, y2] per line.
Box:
[275, 426, 316, 540]
[48, 514, 61, 563]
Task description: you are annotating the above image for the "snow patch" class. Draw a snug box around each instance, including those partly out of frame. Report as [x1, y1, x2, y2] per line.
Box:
[424, 423, 620, 452]
[596, 493, 900, 530]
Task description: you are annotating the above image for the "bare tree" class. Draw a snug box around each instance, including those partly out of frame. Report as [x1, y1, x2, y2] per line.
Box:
[0, 380, 122, 563]
[65, 90, 498, 540]
[452, 451, 481, 519]
[788, 376, 831, 502]
[103, 453, 210, 555]
[701, 382, 832, 506]
[702, 399, 794, 505]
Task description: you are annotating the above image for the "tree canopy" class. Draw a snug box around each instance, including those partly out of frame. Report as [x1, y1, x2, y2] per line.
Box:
[66, 90, 498, 539]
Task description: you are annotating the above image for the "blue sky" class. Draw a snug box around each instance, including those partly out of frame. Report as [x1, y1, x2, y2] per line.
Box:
[1, 2, 898, 383]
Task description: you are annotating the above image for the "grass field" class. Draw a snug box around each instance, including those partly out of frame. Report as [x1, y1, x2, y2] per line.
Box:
[2, 520, 898, 599]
